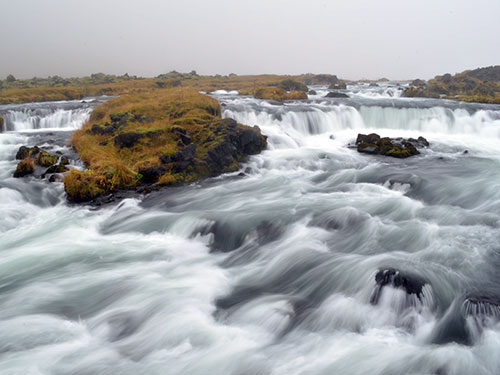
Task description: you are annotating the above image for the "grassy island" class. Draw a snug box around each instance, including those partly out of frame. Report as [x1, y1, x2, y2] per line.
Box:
[64, 88, 267, 202]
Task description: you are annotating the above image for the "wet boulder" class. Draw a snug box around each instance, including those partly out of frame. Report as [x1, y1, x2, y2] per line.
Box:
[37, 150, 59, 167]
[308, 89, 317, 95]
[16, 146, 40, 160]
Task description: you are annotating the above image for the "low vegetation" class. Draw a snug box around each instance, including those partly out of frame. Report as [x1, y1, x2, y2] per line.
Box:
[254, 87, 307, 101]
[0, 72, 344, 104]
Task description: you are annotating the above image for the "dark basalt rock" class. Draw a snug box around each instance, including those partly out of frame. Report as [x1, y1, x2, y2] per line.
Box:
[138, 166, 167, 184]
[160, 144, 197, 164]
[308, 89, 317, 95]
[171, 127, 192, 145]
[113, 132, 143, 148]
[355, 133, 428, 158]
[370, 268, 427, 304]
[324, 91, 349, 98]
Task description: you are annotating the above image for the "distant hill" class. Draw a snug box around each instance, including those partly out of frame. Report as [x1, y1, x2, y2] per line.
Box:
[463, 65, 500, 82]
[405, 65, 500, 104]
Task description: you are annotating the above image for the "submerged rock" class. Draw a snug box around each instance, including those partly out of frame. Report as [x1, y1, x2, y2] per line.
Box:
[370, 268, 427, 304]
[355, 133, 428, 158]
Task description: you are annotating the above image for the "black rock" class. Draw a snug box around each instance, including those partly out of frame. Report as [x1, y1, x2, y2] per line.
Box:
[139, 166, 166, 183]
[355, 133, 426, 158]
[356, 133, 380, 144]
[160, 144, 197, 164]
[325, 91, 349, 98]
[113, 132, 143, 148]
[370, 268, 427, 304]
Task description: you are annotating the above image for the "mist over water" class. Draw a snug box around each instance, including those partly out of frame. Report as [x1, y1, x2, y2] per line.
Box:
[1, 84, 500, 374]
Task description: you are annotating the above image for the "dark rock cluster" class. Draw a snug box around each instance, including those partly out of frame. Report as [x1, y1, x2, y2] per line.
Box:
[13, 146, 69, 179]
[355, 133, 429, 158]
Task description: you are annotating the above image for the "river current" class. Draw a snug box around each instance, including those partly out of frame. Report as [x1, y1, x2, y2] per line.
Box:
[1, 83, 500, 374]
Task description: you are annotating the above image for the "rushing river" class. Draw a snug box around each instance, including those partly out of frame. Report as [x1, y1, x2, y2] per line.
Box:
[1, 84, 500, 375]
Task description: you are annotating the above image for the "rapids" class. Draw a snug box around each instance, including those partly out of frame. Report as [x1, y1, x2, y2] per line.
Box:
[1, 84, 500, 374]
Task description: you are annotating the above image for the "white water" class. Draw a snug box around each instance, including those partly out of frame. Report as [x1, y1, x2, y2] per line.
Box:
[1, 87, 500, 374]
[0, 99, 101, 132]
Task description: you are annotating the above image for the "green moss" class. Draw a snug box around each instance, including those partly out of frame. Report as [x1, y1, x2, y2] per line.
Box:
[37, 150, 59, 167]
[13, 159, 35, 178]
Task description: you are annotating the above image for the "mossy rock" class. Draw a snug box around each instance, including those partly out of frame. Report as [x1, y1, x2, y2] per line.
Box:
[355, 133, 426, 158]
[0, 114, 3, 131]
[37, 150, 59, 167]
[16, 146, 40, 160]
[13, 159, 35, 177]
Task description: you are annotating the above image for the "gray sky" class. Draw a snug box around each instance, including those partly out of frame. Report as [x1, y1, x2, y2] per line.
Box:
[1, 0, 499, 80]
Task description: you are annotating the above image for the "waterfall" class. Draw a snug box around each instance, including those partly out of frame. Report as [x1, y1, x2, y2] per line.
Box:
[223, 101, 500, 139]
[1, 107, 92, 131]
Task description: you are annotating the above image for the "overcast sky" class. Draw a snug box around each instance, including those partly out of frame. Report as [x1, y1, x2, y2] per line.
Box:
[1, 0, 499, 80]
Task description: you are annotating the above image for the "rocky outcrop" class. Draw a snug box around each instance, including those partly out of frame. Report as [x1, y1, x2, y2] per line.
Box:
[355, 133, 428, 158]
[203, 121, 266, 175]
